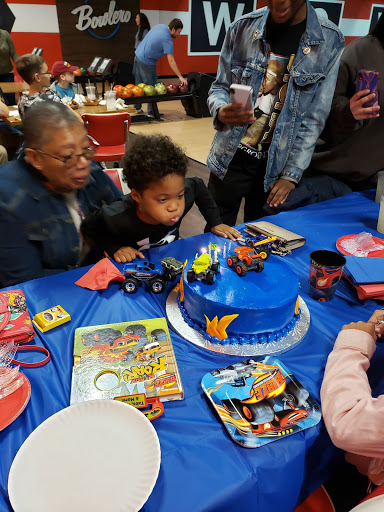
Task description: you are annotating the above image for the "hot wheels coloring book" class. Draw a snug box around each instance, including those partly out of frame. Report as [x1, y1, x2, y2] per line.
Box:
[201, 356, 320, 448]
[70, 317, 184, 405]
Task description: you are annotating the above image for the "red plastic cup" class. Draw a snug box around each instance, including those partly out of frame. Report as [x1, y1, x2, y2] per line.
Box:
[308, 250, 346, 302]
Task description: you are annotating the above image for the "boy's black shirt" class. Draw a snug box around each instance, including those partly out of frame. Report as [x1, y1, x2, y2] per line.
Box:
[81, 177, 222, 260]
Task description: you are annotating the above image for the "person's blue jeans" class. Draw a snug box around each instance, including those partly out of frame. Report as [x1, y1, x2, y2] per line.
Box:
[133, 56, 157, 114]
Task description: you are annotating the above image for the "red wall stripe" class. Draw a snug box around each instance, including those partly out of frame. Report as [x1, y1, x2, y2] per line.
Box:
[8, 0, 56, 4]
[343, 0, 384, 19]
[140, 0, 189, 11]
[12, 33, 62, 70]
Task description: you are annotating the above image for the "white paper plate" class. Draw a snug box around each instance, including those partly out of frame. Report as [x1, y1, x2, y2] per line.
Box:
[8, 400, 161, 512]
[350, 495, 384, 512]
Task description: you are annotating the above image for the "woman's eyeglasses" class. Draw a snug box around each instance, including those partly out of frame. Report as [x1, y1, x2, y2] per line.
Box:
[32, 135, 100, 167]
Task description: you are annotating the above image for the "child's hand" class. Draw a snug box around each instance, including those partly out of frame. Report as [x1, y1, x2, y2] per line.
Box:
[342, 321, 377, 340]
[211, 224, 241, 240]
[113, 246, 145, 263]
[369, 309, 384, 338]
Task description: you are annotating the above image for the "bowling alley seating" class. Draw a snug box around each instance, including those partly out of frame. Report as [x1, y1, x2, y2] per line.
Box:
[81, 112, 131, 164]
[103, 168, 130, 195]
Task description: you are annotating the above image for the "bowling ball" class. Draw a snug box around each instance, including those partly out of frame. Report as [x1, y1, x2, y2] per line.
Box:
[178, 84, 189, 93]
[73, 68, 82, 77]
[166, 84, 179, 94]
[120, 87, 133, 98]
[80, 67, 87, 76]
[126, 84, 135, 90]
[132, 86, 145, 97]
[154, 83, 167, 95]
[143, 85, 155, 96]
[137, 83, 146, 89]
[113, 85, 124, 98]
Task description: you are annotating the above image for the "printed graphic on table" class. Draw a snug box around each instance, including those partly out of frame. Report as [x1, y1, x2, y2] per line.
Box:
[202, 356, 321, 448]
[70, 317, 184, 405]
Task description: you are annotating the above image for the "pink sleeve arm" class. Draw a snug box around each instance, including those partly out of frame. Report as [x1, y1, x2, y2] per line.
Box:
[320, 329, 384, 458]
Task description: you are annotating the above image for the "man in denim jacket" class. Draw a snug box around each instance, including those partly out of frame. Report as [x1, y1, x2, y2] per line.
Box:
[207, 0, 345, 224]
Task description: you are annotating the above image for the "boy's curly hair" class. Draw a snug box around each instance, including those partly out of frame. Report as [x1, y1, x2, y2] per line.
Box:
[122, 135, 188, 192]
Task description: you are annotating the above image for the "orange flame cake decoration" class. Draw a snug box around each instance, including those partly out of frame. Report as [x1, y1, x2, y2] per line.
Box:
[204, 314, 239, 340]
[179, 260, 188, 302]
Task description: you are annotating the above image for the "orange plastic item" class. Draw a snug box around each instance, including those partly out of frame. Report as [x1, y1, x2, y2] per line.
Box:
[114, 393, 164, 421]
[295, 485, 335, 512]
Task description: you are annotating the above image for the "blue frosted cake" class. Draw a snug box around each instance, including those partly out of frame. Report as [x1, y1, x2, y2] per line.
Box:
[178, 257, 300, 345]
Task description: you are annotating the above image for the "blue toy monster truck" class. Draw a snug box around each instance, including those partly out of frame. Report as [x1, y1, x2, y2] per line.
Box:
[122, 257, 183, 294]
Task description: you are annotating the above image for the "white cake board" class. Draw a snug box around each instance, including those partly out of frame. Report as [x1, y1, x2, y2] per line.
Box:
[166, 290, 310, 357]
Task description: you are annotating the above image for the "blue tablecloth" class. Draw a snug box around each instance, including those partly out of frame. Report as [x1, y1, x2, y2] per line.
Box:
[1, 191, 383, 512]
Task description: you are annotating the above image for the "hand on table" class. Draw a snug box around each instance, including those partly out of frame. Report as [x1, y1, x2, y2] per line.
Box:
[350, 89, 380, 120]
[342, 321, 377, 340]
[113, 246, 145, 263]
[217, 103, 255, 126]
[369, 309, 384, 338]
[267, 179, 296, 207]
[211, 224, 242, 240]
[341, 310, 384, 340]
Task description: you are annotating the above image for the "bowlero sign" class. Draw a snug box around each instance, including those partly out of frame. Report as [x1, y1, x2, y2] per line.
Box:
[55, 0, 139, 68]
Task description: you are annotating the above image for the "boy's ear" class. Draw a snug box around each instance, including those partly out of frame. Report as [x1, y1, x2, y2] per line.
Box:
[130, 188, 142, 203]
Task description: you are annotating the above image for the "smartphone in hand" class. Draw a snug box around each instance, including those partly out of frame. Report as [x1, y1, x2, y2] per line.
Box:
[357, 70, 379, 108]
[230, 84, 253, 110]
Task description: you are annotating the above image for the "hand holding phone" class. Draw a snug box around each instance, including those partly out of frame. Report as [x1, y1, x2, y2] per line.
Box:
[357, 70, 379, 108]
[350, 70, 380, 120]
[229, 84, 253, 111]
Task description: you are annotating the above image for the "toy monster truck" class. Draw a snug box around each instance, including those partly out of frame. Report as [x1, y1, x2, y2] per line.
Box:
[227, 246, 264, 277]
[244, 235, 278, 260]
[122, 257, 183, 294]
[186, 253, 220, 285]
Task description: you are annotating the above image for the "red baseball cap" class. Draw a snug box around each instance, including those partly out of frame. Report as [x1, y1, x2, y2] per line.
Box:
[52, 61, 78, 79]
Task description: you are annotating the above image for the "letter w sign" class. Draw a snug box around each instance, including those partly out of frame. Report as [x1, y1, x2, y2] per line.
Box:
[189, 0, 255, 55]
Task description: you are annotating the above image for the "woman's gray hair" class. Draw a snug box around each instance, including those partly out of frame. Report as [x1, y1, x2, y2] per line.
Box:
[23, 101, 83, 149]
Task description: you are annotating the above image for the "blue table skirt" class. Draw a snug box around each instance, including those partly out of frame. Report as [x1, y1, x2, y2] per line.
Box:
[0, 190, 383, 512]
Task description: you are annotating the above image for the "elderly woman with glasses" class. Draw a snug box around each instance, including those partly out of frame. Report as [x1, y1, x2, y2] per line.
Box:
[0, 101, 122, 287]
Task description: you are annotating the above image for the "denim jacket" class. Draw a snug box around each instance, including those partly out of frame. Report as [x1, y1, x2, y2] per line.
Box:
[207, 1, 345, 192]
[0, 158, 122, 287]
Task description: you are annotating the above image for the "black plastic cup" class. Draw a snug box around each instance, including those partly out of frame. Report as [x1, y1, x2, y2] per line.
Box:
[308, 250, 346, 302]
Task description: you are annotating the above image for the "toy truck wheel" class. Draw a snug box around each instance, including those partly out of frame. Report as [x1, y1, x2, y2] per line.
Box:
[258, 248, 271, 260]
[150, 278, 165, 294]
[236, 262, 248, 277]
[241, 401, 275, 424]
[164, 269, 175, 282]
[227, 255, 238, 268]
[205, 271, 216, 284]
[187, 269, 196, 282]
[122, 277, 139, 294]
[246, 240, 254, 247]
[211, 262, 220, 273]
[255, 261, 264, 273]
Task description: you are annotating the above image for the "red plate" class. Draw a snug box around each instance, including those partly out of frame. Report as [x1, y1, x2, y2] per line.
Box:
[0, 373, 31, 431]
[336, 234, 384, 258]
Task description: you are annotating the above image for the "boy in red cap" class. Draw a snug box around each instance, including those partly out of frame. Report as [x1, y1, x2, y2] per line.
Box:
[49, 60, 80, 101]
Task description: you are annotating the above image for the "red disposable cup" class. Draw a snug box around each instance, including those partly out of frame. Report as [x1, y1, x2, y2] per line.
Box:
[308, 250, 346, 302]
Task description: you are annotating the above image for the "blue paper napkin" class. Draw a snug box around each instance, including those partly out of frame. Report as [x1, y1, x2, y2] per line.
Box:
[344, 256, 384, 285]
